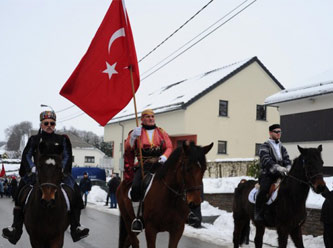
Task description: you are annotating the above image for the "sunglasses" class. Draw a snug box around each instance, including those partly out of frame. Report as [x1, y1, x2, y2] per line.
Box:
[43, 121, 56, 126]
[272, 130, 281, 134]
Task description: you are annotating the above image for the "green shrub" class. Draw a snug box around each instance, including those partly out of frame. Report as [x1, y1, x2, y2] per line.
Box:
[247, 160, 260, 178]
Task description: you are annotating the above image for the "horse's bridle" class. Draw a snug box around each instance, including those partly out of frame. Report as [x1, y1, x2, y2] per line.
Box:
[162, 154, 203, 200]
[286, 158, 323, 189]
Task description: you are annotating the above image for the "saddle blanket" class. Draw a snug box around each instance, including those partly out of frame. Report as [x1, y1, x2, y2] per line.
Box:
[248, 185, 278, 205]
[24, 185, 71, 211]
[128, 173, 155, 201]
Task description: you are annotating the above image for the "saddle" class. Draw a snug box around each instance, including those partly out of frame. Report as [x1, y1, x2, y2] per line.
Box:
[248, 178, 281, 205]
[128, 173, 155, 202]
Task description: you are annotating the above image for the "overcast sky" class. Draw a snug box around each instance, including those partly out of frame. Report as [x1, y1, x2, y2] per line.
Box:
[1, 0, 333, 141]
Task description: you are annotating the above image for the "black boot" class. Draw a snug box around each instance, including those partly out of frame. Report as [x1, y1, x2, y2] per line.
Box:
[2, 207, 24, 245]
[254, 203, 265, 222]
[70, 208, 89, 242]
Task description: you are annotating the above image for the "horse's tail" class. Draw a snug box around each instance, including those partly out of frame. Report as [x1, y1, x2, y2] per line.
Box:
[118, 215, 127, 248]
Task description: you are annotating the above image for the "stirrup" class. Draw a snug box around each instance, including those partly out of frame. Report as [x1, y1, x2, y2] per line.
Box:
[131, 218, 143, 233]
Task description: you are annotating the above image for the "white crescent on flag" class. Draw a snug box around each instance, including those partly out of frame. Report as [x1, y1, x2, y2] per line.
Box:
[108, 28, 125, 54]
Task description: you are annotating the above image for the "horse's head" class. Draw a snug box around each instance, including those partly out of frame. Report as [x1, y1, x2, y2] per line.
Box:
[180, 141, 213, 208]
[37, 140, 63, 208]
[297, 145, 326, 194]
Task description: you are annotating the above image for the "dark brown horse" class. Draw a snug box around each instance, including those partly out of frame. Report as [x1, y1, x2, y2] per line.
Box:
[117, 141, 213, 248]
[233, 145, 326, 248]
[22, 142, 70, 248]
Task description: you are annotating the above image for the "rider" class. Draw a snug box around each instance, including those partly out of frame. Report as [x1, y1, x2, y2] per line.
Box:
[2, 110, 89, 244]
[254, 124, 292, 222]
[124, 109, 173, 231]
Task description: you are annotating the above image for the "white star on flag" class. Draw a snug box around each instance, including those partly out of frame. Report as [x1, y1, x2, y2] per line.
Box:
[103, 62, 118, 79]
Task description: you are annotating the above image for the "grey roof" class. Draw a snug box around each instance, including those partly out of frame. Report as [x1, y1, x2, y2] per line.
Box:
[109, 56, 283, 124]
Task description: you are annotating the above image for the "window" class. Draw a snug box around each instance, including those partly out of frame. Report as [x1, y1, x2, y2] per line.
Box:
[219, 100, 228, 117]
[217, 140, 227, 154]
[255, 143, 262, 156]
[256, 105, 266, 121]
[84, 156, 95, 163]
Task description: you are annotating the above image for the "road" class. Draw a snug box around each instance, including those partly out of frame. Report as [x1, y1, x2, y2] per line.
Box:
[0, 197, 231, 248]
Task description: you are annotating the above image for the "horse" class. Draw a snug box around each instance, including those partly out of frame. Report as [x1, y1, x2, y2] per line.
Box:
[232, 145, 326, 248]
[117, 141, 213, 248]
[21, 141, 70, 248]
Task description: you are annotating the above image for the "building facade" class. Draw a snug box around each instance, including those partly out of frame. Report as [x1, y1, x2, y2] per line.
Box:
[105, 57, 283, 175]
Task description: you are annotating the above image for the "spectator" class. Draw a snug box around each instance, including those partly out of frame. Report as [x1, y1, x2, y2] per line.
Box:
[321, 186, 333, 248]
[108, 173, 120, 208]
[0, 179, 4, 198]
[79, 172, 92, 208]
[10, 176, 18, 200]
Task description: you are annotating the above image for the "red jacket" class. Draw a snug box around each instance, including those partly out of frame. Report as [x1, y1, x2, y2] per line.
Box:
[124, 127, 173, 181]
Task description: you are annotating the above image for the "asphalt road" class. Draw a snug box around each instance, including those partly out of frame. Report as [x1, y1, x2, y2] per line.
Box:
[0, 197, 231, 248]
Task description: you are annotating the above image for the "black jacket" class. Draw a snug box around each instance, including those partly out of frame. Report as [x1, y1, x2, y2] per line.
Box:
[259, 140, 291, 175]
[19, 131, 72, 177]
[108, 177, 120, 193]
[79, 177, 92, 193]
[321, 188, 333, 224]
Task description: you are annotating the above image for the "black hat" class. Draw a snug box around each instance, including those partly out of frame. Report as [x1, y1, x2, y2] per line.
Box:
[269, 124, 281, 131]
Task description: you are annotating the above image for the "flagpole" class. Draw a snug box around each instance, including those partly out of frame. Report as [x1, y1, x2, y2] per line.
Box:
[129, 65, 144, 179]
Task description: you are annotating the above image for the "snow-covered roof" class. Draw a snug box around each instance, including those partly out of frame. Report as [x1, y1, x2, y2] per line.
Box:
[109, 56, 282, 123]
[265, 80, 333, 105]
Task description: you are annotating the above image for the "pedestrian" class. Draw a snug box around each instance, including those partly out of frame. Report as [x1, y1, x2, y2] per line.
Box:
[10, 176, 18, 200]
[105, 177, 111, 206]
[321, 186, 333, 248]
[2, 110, 89, 245]
[79, 172, 92, 207]
[0, 179, 4, 198]
[108, 173, 120, 208]
[255, 124, 292, 222]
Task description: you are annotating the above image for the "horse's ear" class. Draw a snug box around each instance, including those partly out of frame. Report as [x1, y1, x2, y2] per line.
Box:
[318, 144, 323, 152]
[297, 145, 306, 155]
[182, 140, 190, 153]
[202, 142, 214, 155]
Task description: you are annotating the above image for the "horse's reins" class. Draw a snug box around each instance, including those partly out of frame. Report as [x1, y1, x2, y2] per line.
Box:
[162, 154, 203, 200]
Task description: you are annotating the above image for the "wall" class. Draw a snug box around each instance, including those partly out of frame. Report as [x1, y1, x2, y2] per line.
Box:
[205, 160, 256, 178]
[72, 148, 106, 167]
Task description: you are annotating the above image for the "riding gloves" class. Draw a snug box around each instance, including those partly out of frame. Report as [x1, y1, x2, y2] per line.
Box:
[130, 127, 142, 146]
[158, 155, 167, 164]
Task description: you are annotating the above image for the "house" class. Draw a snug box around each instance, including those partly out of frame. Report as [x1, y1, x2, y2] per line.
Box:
[104, 57, 284, 174]
[29, 131, 109, 169]
[265, 81, 333, 174]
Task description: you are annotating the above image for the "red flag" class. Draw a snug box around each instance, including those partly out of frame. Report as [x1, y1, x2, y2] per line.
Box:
[60, 0, 140, 126]
[0, 164, 5, 177]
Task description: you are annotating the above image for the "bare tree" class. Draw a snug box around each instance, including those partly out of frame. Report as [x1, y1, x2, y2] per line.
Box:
[6, 121, 32, 151]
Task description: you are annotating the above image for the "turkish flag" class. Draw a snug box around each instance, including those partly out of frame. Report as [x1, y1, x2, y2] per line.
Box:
[0, 164, 5, 177]
[60, 0, 140, 126]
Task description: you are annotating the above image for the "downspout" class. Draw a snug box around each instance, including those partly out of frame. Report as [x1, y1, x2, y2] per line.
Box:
[118, 122, 125, 179]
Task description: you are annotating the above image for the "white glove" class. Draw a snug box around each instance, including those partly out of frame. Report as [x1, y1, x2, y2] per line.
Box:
[158, 155, 167, 164]
[31, 166, 36, 173]
[130, 127, 142, 146]
[271, 164, 289, 174]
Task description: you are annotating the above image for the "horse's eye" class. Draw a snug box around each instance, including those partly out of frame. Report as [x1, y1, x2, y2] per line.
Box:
[197, 162, 201, 168]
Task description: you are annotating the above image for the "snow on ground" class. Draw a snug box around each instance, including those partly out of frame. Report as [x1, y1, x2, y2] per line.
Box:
[87, 176, 332, 247]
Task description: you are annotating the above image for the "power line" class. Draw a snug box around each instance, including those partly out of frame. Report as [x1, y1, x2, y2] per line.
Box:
[141, 0, 257, 81]
[55, 105, 75, 113]
[138, 0, 215, 63]
[57, 112, 85, 123]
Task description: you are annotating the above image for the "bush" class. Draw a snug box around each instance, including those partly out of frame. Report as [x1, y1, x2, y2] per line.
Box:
[247, 160, 260, 178]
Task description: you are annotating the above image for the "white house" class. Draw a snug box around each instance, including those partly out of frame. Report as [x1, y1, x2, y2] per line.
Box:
[105, 57, 284, 174]
[265, 81, 333, 173]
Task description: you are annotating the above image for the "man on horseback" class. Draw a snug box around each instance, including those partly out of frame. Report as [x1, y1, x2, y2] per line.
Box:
[124, 108, 173, 231]
[2, 110, 89, 244]
[254, 124, 291, 222]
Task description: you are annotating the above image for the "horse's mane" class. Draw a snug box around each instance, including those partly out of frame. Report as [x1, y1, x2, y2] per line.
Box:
[155, 147, 182, 180]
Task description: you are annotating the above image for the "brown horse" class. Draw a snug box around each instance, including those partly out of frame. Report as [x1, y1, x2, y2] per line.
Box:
[22, 142, 70, 248]
[233, 145, 326, 248]
[117, 141, 213, 248]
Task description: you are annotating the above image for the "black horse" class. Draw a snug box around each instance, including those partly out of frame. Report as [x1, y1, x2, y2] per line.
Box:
[21, 142, 70, 248]
[233, 145, 326, 248]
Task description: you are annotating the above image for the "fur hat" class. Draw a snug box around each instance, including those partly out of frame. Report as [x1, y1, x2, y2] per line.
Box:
[141, 109, 154, 118]
[269, 124, 281, 131]
[40, 111, 56, 121]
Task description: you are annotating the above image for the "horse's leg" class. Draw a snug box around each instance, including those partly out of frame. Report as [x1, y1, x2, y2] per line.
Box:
[144, 225, 158, 248]
[49, 234, 65, 248]
[168, 224, 185, 248]
[277, 227, 289, 248]
[233, 218, 247, 248]
[254, 223, 265, 248]
[289, 226, 305, 248]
